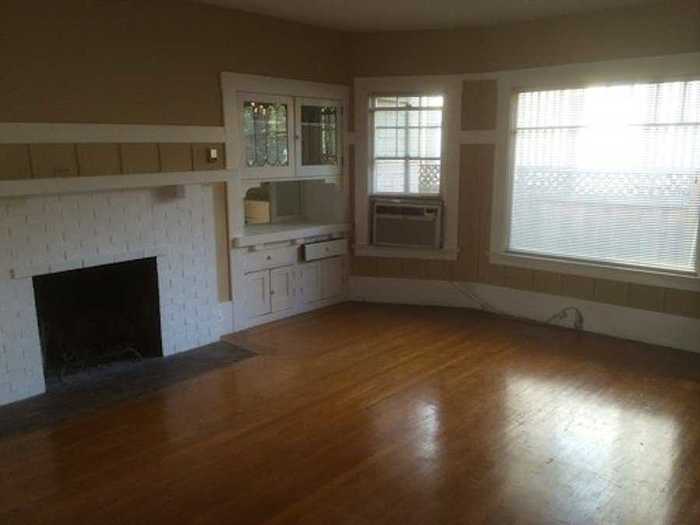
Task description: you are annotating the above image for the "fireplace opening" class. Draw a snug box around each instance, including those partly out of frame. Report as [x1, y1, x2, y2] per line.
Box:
[33, 258, 163, 380]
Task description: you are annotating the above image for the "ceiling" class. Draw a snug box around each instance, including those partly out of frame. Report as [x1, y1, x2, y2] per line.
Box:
[195, 0, 658, 31]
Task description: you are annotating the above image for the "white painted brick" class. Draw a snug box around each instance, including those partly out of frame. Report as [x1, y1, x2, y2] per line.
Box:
[0, 185, 221, 406]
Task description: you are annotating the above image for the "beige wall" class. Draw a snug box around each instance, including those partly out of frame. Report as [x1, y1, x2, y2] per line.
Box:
[350, 0, 700, 77]
[0, 0, 350, 305]
[350, 0, 700, 319]
[351, 75, 700, 320]
[2, 0, 699, 316]
[0, 0, 350, 126]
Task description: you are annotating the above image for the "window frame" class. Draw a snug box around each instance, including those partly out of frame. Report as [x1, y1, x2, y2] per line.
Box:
[489, 54, 700, 292]
[354, 76, 462, 261]
[369, 94, 445, 196]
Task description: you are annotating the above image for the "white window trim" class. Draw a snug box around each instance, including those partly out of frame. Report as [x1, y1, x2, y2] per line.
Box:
[354, 76, 462, 260]
[489, 52, 700, 292]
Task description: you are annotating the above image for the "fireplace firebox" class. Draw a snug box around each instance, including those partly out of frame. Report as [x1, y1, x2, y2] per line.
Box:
[33, 258, 162, 379]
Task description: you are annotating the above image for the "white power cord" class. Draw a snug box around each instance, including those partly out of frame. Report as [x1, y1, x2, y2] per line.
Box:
[450, 282, 585, 331]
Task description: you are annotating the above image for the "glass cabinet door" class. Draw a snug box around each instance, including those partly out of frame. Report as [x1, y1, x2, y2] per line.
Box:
[296, 98, 342, 177]
[240, 93, 295, 179]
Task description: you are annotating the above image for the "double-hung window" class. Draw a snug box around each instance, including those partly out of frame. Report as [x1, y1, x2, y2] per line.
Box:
[507, 80, 700, 276]
[370, 95, 444, 194]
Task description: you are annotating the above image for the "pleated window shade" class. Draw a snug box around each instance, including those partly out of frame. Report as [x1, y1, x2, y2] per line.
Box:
[509, 80, 700, 274]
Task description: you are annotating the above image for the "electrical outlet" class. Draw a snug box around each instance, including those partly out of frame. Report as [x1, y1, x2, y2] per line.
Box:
[207, 147, 219, 163]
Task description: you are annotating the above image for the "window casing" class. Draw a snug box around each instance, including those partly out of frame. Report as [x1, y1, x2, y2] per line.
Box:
[370, 95, 444, 195]
[505, 80, 700, 277]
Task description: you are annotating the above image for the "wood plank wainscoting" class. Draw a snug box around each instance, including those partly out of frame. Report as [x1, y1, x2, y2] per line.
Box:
[1, 302, 699, 524]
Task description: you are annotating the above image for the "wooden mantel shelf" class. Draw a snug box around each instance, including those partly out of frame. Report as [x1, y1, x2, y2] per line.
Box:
[0, 170, 233, 198]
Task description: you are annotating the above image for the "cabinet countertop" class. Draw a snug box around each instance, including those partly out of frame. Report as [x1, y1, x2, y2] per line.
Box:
[232, 222, 350, 248]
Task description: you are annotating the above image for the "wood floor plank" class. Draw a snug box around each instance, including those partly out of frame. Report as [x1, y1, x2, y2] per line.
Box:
[0, 302, 699, 524]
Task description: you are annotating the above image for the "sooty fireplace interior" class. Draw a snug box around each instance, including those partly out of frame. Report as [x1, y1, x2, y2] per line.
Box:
[33, 258, 163, 379]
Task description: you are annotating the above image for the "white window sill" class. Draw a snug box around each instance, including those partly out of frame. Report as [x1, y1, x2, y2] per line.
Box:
[356, 244, 458, 261]
[490, 251, 700, 292]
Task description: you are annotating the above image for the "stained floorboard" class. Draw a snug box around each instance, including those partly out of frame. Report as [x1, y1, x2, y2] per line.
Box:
[1, 302, 699, 524]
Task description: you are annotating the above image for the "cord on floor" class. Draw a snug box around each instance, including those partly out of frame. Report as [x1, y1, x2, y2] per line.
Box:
[449, 282, 585, 331]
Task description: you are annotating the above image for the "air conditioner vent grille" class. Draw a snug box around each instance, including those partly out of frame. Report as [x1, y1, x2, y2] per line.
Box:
[371, 198, 443, 249]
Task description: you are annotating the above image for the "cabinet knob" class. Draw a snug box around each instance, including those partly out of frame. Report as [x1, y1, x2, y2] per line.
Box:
[266, 255, 272, 260]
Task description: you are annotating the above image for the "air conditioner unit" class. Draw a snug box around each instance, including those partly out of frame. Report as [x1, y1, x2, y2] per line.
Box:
[371, 198, 443, 249]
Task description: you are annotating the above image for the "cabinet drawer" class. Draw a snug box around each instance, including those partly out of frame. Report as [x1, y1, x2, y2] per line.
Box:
[303, 239, 348, 261]
[244, 245, 298, 272]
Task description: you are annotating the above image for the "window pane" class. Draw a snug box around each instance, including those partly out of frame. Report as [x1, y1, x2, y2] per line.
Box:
[509, 81, 700, 273]
[374, 160, 406, 193]
[371, 94, 444, 194]
[375, 128, 406, 157]
[410, 160, 441, 194]
[243, 101, 289, 167]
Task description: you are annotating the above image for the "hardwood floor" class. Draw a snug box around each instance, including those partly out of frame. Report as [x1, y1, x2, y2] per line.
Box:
[1, 302, 699, 524]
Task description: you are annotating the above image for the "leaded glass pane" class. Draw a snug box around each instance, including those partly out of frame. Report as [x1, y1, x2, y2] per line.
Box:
[301, 105, 338, 166]
[243, 101, 289, 168]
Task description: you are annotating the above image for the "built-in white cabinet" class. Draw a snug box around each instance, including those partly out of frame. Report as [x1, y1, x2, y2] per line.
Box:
[320, 256, 345, 299]
[270, 266, 295, 312]
[240, 93, 295, 180]
[237, 93, 343, 183]
[232, 236, 348, 331]
[243, 270, 272, 318]
[296, 98, 342, 179]
[296, 262, 321, 304]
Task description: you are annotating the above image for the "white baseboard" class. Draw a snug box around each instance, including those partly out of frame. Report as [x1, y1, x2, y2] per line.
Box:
[349, 276, 700, 354]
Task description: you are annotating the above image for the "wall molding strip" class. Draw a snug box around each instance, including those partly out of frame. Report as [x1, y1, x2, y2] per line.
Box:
[0, 169, 232, 198]
[0, 123, 226, 144]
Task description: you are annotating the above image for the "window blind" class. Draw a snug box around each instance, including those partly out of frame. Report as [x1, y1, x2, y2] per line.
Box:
[509, 80, 700, 274]
[371, 95, 443, 194]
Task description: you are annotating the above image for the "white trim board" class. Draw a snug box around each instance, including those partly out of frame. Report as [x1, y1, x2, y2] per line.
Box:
[0, 123, 225, 144]
[0, 169, 232, 198]
[349, 276, 700, 354]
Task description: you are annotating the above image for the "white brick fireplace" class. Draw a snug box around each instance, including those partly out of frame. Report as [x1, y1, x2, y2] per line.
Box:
[0, 184, 224, 406]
